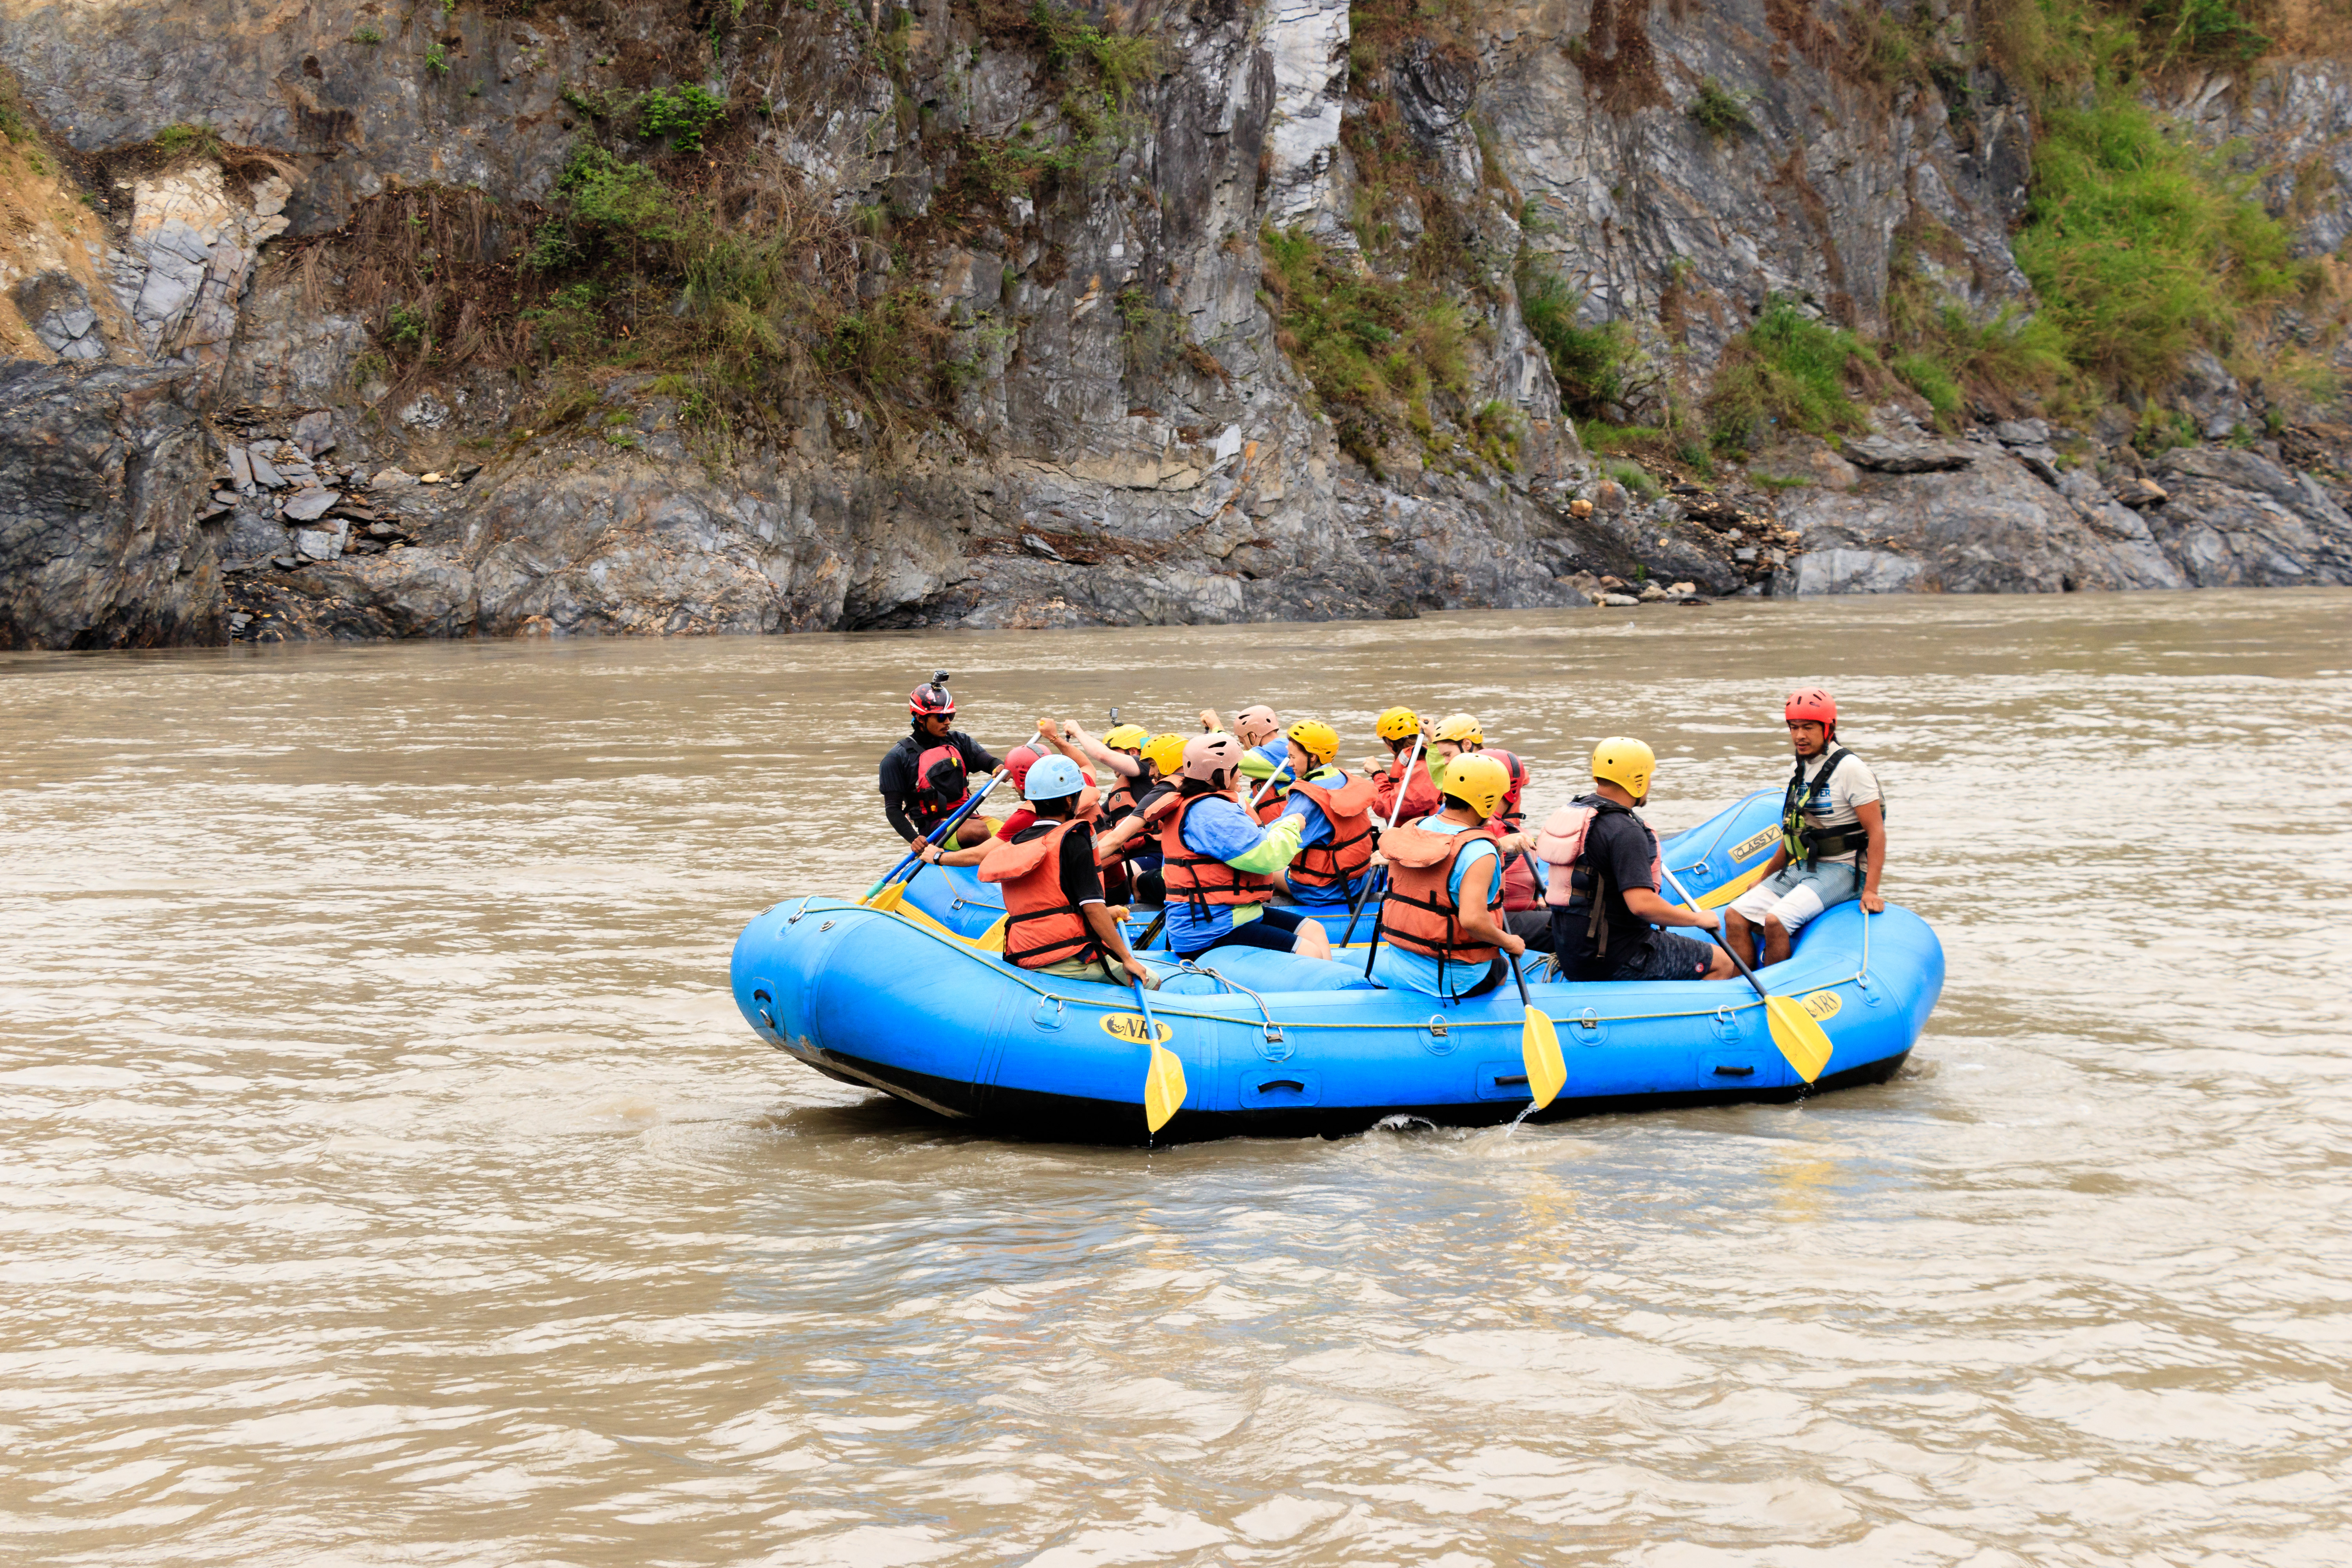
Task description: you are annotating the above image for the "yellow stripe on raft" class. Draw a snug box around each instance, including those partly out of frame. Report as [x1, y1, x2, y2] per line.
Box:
[1691, 858, 1773, 909]
[890, 901, 1006, 952]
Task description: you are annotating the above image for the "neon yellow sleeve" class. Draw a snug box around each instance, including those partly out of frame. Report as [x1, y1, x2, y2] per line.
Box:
[1227, 814, 1304, 874]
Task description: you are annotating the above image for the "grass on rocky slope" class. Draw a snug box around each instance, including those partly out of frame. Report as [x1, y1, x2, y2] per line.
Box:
[2015, 90, 2311, 389]
[1258, 225, 1473, 475]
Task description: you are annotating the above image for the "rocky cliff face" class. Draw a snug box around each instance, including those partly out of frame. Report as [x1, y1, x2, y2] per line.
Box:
[2, 0, 2349, 646]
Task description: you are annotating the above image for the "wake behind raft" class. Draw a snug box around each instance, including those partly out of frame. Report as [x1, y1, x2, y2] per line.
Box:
[730, 789, 1944, 1143]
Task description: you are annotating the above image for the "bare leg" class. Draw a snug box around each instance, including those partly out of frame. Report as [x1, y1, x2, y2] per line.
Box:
[1722, 907, 1758, 966]
[1295, 918, 1332, 960]
[1761, 915, 1793, 967]
[1702, 946, 1739, 981]
[953, 817, 995, 848]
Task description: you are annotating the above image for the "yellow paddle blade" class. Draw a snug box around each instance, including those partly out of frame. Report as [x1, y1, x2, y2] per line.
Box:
[1763, 994, 1834, 1084]
[863, 879, 908, 913]
[1143, 1041, 1188, 1134]
[971, 915, 1008, 953]
[1521, 1007, 1566, 1112]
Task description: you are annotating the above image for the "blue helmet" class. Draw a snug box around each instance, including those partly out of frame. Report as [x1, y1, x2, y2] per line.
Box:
[1024, 755, 1086, 802]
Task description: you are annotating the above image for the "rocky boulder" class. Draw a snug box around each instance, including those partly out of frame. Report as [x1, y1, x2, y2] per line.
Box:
[0, 361, 222, 647]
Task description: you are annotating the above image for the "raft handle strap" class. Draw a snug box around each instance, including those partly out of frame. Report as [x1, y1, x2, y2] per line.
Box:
[1178, 962, 1285, 1046]
[787, 897, 817, 924]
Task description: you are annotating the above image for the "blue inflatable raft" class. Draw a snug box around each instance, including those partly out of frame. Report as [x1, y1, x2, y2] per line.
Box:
[730, 792, 1944, 1143]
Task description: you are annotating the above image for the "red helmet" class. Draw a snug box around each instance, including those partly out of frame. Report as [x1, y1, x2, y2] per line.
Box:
[909, 681, 955, 718]
[1002, 742, 1040, 792]
[1784, 688, 1837, 728]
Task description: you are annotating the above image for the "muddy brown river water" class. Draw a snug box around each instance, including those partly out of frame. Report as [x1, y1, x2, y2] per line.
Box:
[4, 590, 2349, 1566]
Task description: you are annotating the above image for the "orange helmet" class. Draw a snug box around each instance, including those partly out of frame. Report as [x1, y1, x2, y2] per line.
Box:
[1784, 688, 1837, 729]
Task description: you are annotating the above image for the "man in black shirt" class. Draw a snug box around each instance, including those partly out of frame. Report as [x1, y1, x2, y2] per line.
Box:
[879, 676, 1002, 846]
[1553, 737, 1737, 983]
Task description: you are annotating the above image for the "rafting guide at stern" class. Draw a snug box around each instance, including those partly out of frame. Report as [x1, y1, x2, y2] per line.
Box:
[1724, 688, 1887, 967]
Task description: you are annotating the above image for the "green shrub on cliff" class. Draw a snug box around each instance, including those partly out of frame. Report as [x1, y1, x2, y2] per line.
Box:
[637, 85, 727, 152]
[1519, 266, 1635, 422]
[2016, 91, 2308, 388]
[1258, 225, 1469, 472]
[1705, 298, 1877, 451]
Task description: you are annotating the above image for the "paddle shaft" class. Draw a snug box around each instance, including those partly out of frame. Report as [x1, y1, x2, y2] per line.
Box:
[1657, 862, 1768, 1004]
[1341, 737, 1425, 946]
[868, 772, 1003, 902]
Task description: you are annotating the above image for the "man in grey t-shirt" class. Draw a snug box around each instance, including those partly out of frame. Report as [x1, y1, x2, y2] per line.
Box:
[1722, 687, 1887, 967]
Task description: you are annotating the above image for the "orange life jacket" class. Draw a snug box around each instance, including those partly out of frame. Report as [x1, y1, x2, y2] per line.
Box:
[1286, 771, 1378, 891]
[1104, 772, 1145, 823]
[1377, 820, 1504, 980]
[1158, 792, 1278, 909]
[976, 818, 1102, 970]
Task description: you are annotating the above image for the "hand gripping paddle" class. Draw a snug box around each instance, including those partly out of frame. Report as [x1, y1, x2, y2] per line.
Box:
[864, 772, 1005, 914]
[1658, 862, 1833, 1083]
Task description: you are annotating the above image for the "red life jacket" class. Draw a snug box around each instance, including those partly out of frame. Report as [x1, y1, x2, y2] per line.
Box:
[1378, 820, 1505, 980]
[1481, 747, 1528, 830]
[910, 740, 971, 828]
[1158, 792, 1278, 909]
[1286, 771, 1378, 891]
[1373, 755, 1442, 824]
[1536, 801, 1664, 957]
[1500, 853, 1544, 911]
[975, 819, 1102, 970]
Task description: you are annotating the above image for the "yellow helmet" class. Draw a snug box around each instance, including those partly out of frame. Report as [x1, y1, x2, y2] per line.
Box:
[1434, 712, 1484, 747]
[1591, 737, 1657, 801]
[1375, 706, 1422, 744]
[1439, 754, 1510, 820]
[1102, 723, 1150, 752]
[1140, 732, 1188, 778]
[1285, 719, 1339, 766]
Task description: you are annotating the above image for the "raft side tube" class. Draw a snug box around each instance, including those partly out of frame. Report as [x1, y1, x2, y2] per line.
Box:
[731, 889, 1942, 1143]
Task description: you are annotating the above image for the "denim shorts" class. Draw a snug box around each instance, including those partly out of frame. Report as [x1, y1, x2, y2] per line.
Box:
[1730, 860, 1861, 936]
[1175, 904, 1307, 961]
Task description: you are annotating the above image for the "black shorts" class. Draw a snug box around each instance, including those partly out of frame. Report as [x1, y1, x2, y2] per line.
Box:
[1598, 931, 1715, 981]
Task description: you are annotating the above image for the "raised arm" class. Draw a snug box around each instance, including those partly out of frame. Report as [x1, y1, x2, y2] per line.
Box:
[1060, 720, 1142, 778]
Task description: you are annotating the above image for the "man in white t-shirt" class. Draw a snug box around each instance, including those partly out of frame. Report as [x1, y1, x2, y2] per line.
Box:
[1722, 687, 1886, 966]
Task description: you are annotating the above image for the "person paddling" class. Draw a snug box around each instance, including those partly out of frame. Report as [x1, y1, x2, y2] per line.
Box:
[1092, 732, 1188, 904]
[976, 756, 1157, 991]
[1432, 711, 1540, 909]
[1158, 733, 1332, 962]
[880, 674, 1001, 849]
[1366, 754, 1524, 1000]
[1272, 720, 1379, 914]
[925, 719, 1098, 868]
[1362, 707, 1440, 823]
[1540, 738, 1737, 982]
[1202, 704, 1293, 798]
[1069, 721, 1152, 904]
[1721, 688, 1886, 967]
